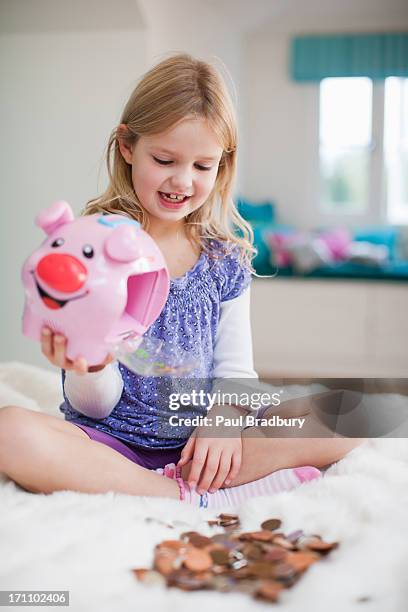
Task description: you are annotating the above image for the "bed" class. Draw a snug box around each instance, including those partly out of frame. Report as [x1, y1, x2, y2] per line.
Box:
[0, 361, 407, 612]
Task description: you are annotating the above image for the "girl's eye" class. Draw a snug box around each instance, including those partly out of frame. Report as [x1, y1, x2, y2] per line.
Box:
[51, 238, 64, 248]
[152, 156, 212, 171]
[153, 156, 172, 166]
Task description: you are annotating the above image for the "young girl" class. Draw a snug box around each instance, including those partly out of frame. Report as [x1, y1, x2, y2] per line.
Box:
[0, 54, 360, 508]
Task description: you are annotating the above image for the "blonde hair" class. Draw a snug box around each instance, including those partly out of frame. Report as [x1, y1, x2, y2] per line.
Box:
[83, 53, 256, 270]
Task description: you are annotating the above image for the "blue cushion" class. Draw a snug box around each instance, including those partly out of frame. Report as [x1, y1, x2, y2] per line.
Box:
[237, 197, 275, 224]
[353, 227, 398, 260]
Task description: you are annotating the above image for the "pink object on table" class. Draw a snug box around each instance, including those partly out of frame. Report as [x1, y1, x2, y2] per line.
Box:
[267, 233, 294, 267]
[266, 227, 353, 269]
[319, 227, 352, 261]
[21, 200, 169, 365]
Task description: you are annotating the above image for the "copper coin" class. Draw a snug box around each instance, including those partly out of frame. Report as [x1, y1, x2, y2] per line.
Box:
[211, 535, 240, 550]
[219, 513, 239, 521]
[255, 579, 284, 601]
[158, 540, 186, 551]
[272, 534, 295, 550]
[183, 547, 213, 572]
[254, 530, 276, 542]
[239, 531, 272, 542]
[246, 561, 276, 579]
[297, 535, 338, 553]
[133, 569, 166, 586]
[212, 564, 230, 575]
[204, 542, 226, 553]
[210, 549, 230, 565]
[242, 543, 263, 561]
[132, 568, 147, 580]
[188, 533, 213, 548]
[263, 546, 287, 563]
[234, 578, 261, 595]
[261, 518, 282, 531]
[180, 531, 198, 540]
[154, 552, 179, 576]
[230, 566, 252, 580]
[286, 551, 320, 572]
[271, 562, 298, 581]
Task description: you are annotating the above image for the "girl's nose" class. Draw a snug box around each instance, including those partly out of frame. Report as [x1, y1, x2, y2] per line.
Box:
[170, 168, 193, 193]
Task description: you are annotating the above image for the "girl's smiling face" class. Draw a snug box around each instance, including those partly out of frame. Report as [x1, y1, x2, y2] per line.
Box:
[118, 117, 223, 227]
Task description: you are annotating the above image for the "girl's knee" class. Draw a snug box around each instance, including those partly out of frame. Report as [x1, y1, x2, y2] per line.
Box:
[0, 405, 44, 449]
[0, 405, 25, 433]
[0, 406, 52, 474]
[0, 405, 30, 433]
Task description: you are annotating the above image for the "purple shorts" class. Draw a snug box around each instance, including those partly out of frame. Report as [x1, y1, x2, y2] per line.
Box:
[72, 423, 184, 470]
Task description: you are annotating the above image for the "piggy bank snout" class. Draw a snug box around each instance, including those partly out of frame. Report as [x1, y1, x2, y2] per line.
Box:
[36, 253, 87, 293]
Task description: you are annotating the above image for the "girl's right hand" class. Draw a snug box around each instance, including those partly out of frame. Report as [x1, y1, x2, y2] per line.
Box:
[41, 327, 113, 375]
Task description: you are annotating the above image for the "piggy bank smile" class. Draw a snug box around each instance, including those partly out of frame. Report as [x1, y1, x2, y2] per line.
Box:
[30, 270, 89, 310]
[30, 249, 91, 310]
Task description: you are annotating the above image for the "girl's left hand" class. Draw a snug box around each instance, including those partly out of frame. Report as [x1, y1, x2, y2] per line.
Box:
[177, 432, 242, 494]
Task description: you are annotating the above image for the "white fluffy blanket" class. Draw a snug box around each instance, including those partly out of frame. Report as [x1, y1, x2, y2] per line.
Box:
[0, 362, 408, 612]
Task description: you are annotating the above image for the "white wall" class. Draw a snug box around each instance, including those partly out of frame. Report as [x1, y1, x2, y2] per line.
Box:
[241, 0, 408, 228]
[0, 2, 147, 367]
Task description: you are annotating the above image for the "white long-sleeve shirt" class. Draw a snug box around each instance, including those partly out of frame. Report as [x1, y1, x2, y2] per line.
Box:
[64, 286, 258, 418]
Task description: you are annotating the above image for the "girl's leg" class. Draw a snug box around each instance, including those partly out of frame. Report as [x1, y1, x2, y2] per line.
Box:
[0, 406, 320, 509]
[180, 397, 363, 487]
[0, 406, 179, 498]
[227, 427, 362, 487]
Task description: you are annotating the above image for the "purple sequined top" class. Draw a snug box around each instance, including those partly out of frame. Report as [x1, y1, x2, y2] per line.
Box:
[59, 243, 251, 449]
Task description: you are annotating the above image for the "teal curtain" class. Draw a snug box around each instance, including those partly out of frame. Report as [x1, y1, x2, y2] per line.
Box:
[291, 33, 408, 81]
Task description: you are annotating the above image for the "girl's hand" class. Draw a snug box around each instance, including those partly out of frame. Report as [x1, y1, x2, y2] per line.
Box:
[177, 431, 242, 495]
[40, 326, 113, 375]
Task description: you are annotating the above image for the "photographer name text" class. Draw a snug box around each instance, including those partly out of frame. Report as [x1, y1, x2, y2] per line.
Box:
[168, 414, 306, 429]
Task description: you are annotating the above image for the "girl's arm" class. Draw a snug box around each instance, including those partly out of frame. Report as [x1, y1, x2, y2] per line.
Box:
[63, 361, 124, 419]
[213, 286, 258, 379]
[211, 286, 261, 417]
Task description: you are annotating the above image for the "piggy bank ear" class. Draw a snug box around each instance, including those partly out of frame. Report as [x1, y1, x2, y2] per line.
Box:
[35, 201, 74, 236]
[104, 224, 142, 262]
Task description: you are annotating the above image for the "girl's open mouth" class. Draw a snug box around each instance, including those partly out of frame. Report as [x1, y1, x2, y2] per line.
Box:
[158, 192, 190, 210]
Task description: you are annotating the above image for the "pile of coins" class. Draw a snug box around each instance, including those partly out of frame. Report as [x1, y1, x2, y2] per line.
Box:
[132, 514, 338, 602]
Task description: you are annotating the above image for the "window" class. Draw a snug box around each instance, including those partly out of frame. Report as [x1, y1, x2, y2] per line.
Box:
[384, 77, 408, 224]
[319, 78, 372, 214]
[319, 76, 408, 224]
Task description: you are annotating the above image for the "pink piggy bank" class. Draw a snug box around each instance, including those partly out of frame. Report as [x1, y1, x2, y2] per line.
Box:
[22, 200, 169, 365]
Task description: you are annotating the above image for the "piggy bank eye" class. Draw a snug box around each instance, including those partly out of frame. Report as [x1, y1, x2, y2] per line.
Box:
[51, 238, 64, 248]
[82, 244, 94, 258]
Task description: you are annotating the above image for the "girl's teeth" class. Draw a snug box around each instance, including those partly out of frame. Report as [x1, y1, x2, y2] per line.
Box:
[160, 192, 186, 203]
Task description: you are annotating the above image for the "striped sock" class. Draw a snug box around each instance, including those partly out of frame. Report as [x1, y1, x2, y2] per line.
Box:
[155, 464, 321, 509]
